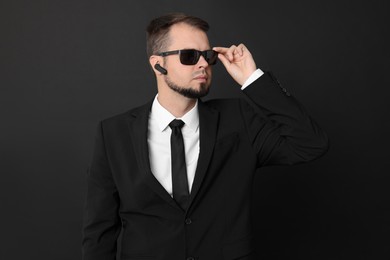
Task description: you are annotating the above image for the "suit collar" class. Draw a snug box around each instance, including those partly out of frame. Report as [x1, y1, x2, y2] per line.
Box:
[187, 99, 219, 210]
[127, 99, 182, 211]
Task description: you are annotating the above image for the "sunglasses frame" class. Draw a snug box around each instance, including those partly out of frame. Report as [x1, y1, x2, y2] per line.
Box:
[157, 49, 218, 65]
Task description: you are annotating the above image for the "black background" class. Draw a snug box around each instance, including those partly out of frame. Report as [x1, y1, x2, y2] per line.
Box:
[1, 0, 389, 259]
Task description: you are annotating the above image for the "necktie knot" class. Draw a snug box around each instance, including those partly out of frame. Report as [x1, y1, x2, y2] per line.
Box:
[169, 119, 185, 129]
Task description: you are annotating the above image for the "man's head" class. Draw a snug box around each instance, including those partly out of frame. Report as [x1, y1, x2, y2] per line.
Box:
[147, 13, 216, 99]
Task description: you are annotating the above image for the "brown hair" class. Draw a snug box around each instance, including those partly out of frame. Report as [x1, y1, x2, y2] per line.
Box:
[146, 13, 209, 58]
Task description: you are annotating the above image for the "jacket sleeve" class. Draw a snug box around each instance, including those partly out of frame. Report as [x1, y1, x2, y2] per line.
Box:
[241, 71, 329, 167]
[82, 121, 121, 260]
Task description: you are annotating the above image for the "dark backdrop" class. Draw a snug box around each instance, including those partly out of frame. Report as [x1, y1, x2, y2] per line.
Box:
[1, 0, 389, 259]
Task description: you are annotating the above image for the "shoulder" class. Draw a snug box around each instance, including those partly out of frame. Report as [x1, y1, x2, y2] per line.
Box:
[100, 100, 153, 127]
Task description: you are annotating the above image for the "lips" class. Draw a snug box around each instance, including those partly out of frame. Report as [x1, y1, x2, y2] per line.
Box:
[194, 75, 208, 81]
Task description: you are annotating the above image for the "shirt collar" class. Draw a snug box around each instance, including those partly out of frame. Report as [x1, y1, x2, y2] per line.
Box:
[150, 95, 199, 133]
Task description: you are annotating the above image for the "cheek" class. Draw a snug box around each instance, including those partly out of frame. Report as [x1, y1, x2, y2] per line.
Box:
[171, 67, 193, 83]
[207, 68, 213, 83]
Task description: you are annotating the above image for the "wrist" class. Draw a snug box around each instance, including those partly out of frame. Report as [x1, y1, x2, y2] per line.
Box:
[241, 69, 264, 90]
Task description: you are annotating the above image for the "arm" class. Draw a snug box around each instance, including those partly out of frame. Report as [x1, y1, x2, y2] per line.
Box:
[214, 44, 329, 166]
[82, 122, 121, 260]
[241, 71, 329, 166]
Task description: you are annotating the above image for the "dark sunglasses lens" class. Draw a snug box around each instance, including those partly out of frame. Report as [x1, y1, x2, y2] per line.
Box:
[179, 50, 218, 65]
[180, 50, 199, 65]
[205, 50, 218, 65]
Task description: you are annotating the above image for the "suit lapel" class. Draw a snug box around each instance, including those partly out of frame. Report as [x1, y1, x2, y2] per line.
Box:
[188, 100, 219, 208]
[126, 101, 181, 211]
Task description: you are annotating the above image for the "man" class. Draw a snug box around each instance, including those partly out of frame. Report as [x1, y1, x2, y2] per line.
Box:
[82, 13, 328, 260]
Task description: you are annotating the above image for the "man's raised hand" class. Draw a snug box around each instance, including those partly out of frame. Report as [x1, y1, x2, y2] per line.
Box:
[213, 44, 257, 86]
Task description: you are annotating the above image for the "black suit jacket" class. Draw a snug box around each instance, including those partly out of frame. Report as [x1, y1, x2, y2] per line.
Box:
[82, 72, 328, 260]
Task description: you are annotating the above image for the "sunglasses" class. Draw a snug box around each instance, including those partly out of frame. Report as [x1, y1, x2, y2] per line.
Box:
[158, 49, 218, 65]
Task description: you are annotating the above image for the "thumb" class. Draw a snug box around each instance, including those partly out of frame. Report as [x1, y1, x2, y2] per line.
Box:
[217, 53, 231, 70]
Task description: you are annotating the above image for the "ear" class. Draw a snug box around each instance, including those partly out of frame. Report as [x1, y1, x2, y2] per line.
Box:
[149, 55, 162, 73]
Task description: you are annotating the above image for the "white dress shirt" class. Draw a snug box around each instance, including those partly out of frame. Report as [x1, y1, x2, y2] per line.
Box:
[148, 97, 200, 196]
[241, 68, 264, 89]
[147, 69, 263, 196]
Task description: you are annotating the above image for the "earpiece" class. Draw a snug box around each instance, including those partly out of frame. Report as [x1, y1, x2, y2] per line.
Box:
[154, 63, 168, 75]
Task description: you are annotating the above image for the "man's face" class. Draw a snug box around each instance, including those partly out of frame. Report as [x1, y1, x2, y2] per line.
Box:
[161, 23, 213, 98]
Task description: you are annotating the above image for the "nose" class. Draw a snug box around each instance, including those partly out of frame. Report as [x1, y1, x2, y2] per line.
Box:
[197, 54, 209, 68]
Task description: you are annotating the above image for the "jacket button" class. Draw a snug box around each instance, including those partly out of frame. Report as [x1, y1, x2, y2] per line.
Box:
[185, 218, 192, 225]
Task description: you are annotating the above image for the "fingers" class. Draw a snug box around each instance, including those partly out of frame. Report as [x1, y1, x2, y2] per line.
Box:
[213, 47, 232, 62]
[234, 43, 246, 56]
[216, 52, 230, 68]
[213, 44, 257, 85]
[213, 44, 247, 62]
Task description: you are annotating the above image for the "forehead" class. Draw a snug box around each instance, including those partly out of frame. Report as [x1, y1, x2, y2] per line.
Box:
[167, 23, 210, 50]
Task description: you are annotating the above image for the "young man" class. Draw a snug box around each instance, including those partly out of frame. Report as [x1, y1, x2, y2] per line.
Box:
[82, 13, 328, 260]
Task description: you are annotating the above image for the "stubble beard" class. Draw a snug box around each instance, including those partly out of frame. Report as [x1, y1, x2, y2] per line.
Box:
[165, 76, 210, 99]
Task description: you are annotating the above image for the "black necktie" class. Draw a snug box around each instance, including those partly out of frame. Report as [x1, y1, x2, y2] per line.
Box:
[169, 119, 189, 210]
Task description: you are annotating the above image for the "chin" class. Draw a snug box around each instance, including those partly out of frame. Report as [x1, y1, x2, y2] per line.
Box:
[166, 76, 211, 99]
